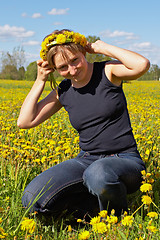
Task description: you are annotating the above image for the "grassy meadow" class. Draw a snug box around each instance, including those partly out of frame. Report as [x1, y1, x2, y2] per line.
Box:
[0, 80, 159, 239]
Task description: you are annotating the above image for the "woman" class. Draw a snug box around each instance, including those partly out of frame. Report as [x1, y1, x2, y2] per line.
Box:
[17, 29, 150, 219]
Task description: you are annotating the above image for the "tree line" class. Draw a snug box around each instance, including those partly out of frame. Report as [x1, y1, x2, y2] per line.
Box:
[0, 36, 160, 81]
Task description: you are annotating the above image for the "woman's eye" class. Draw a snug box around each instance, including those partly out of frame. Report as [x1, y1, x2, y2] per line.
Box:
[73, 58, 78, 62]
[59, 65, 67, 71]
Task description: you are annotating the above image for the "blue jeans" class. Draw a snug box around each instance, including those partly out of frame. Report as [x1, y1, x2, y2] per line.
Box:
[22, 150, 145, 218]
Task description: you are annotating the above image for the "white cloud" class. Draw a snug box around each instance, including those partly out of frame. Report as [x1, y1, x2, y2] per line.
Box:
[25, 52, 39, 60]
[24, 52, 40, 67]
[100, 30, 138, 40]
[132, 42, 151, 49]
[129, 42, 153, 53]
[21, 12, 27, 17]
[32, 13, 43, 19]
[129, 42, 160, 66]
[53, 22, 63, 26]
[48, 8, 69, 15]
[22, 41, 40, 46]
[0, 24, 34, 40]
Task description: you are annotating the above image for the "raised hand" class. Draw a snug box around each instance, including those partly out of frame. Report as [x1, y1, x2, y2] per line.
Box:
[37, 60, 54, 82]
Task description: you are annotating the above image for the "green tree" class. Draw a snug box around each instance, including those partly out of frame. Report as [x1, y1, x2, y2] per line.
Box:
[138, 64, 160, 81]
[0, 46, 26, 80]
[18, 66, 25, 80]
[25, 61, 37, 81]
[150, 64, 160, 80]
[0, 65, 19, 80]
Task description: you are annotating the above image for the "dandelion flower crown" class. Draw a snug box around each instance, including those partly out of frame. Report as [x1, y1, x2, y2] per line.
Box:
[40, 30, 87, 61]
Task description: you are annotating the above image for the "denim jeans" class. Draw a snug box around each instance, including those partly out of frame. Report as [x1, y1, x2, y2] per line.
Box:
[22, 150, 146, 218]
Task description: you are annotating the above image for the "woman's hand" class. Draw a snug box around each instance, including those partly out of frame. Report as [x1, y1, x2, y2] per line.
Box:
[85, 40, 107, 55]
[37, 60, 54, 82]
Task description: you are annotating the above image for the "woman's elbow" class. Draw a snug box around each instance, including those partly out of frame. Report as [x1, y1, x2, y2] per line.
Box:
[17, 119, 30, 129]
[141, 58, 150, 74]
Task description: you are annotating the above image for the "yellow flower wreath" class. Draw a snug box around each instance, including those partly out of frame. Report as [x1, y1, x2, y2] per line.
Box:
[40, 31, 87, 60]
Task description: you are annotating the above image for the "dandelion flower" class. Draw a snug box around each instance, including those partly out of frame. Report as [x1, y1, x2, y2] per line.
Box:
[67, 225, 72, 232]
[141, 195, 152, 205]
[147, 212, 158, 218]
[90, 216, 101, 225]
[0, 227, 8, 238]
[146, 173, 151, 178]
[147, 225, 158, 233]
[99, 210, 108, 218]
[141, 170, 146, 176]
[77, 219, 82, 223]
[108, 215, 118, 224]
[140, 183, 152, 192]
[55, 34, 66, 44]
[111, 209, 115, 215]
[21, 217, 36, 234]
[92, 222, 107, 234]
[121, 216, 134, 227]
[78, 230, 90, 240]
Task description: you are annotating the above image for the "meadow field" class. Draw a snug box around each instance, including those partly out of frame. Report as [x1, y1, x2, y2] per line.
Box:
[0, 80, 159, 239]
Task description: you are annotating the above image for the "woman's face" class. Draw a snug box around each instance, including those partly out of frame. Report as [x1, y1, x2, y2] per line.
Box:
[54, 48, 89, 86]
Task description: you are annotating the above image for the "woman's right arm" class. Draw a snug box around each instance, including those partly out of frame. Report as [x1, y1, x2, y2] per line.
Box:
[17, 60, 62, 129]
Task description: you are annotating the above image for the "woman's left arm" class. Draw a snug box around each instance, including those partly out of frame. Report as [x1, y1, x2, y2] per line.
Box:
[85, 40, 150, 85]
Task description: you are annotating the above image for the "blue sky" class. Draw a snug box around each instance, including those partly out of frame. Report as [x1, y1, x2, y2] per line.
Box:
[0, 0, 160, 68]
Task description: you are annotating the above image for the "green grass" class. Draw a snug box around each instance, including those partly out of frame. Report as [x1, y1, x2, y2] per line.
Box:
[0, 80, 159, 239]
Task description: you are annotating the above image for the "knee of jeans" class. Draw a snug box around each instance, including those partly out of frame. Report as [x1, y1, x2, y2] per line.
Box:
[22, 189, 41, 212]
[83, 162, 109, 195]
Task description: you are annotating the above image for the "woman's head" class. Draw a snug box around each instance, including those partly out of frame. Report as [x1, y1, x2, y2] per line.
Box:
[40, 29, 87, 69]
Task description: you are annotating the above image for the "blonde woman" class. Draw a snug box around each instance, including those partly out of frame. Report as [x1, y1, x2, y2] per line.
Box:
[18, 29, 150, 220]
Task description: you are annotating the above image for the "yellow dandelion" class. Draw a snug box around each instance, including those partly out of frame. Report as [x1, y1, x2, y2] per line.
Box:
[78, 230, 90, 240]
[73, 33, 81, 44]
[146, 173, 151, 178]
[140, 183, 152, 192]
[90, 216, 101, 225]
[121, 216, 134, 227]
[99, 210, 108, 218]
[5, 196, 9, 201]
[92, 222, 107, 234]
[21, 217, 36, 234]
[141, 170, 146, 176]
[80, 35, 87, 47]
[147, 178, 154, 184]
[141, 195, 152, 205]
[108, 215, 118, 224]
[147, 212, 158, 218]
[77, 219, 82, 223]
[145, 149, 150, 155]
[147, 225, 158, 233]
[67, 225, 72, 232]
[0, 227, 8, 237]
[0, 218, 2, 224]
[56, 34, 66, 44]
[111, 209, 115, 215]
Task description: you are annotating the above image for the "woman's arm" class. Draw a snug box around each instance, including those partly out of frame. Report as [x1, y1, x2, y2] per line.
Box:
[85, 40, 150, 85]
[17, 60, 62, 129]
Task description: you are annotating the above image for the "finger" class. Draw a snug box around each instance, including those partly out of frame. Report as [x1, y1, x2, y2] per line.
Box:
[37, 59, 43, 66]
[41, 61, 50, 68]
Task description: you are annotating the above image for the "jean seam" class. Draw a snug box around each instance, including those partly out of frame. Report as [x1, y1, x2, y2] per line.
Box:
[41, 179, 84, 208]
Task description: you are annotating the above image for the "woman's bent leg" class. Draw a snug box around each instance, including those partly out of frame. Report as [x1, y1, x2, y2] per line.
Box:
[83, 152, 145, 216]
[22, 156, 99, 219]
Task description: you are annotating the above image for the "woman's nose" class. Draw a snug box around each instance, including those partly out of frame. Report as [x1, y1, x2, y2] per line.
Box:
[68, 65, 77, 75]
